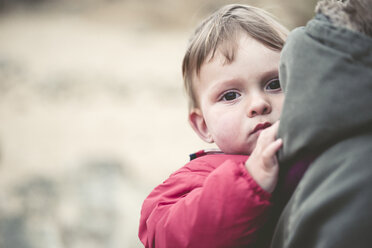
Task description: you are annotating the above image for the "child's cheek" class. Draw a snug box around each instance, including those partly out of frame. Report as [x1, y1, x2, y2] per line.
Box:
[212, 115, 240, 146]
[274, 94, 285, 114]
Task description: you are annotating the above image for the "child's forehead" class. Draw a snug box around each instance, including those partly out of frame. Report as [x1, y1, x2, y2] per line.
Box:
[194, 34, 280, 84]
[204, 33, 261, 67]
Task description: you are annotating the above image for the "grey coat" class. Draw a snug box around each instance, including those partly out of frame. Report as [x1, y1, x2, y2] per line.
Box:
[270, 14, 372, 248]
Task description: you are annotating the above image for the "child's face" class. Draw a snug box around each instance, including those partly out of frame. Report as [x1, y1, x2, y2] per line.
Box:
[189, 34, 284, 155]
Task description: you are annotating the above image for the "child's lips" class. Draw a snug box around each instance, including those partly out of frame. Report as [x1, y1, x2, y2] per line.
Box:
[250, 122, 272, 135]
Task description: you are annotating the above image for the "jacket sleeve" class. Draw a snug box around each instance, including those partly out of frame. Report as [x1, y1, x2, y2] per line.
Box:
[139, 158, 272, 248]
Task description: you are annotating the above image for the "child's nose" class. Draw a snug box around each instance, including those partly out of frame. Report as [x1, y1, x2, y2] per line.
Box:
[247, 95, 271, 117]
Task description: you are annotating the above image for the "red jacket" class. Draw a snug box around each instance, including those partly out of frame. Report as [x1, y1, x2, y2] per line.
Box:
[139, 153, 272, 248]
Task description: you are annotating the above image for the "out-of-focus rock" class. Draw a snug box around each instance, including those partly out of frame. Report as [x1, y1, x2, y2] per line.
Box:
[0, 159, 143, 248]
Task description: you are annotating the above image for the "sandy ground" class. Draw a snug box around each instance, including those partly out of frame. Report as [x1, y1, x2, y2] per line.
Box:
[0, 1, 317, 247]
[0, 6, 204, 185]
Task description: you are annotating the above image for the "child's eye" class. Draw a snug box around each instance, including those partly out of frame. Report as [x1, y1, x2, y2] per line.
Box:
[221, 91, 241, 101]
[265, 79, 281, 92]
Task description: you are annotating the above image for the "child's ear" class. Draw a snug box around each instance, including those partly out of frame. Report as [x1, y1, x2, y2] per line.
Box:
[189, 108, 214, 143]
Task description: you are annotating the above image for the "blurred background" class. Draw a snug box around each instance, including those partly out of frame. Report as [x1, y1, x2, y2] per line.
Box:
[0, 0, 317, 247]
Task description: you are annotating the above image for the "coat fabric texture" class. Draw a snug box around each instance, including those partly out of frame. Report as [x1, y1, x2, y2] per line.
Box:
[270, 14, 372, 248]
[139, 153, 273, 248]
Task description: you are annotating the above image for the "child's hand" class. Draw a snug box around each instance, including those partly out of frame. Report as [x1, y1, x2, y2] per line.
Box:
[245, 121, 282, 193]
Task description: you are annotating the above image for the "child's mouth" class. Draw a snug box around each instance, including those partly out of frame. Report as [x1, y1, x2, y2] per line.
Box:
[251, 122, 272, 134]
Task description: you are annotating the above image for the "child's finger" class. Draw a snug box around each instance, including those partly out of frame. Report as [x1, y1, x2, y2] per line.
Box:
[258, 120, 280, 142]
[267, 120, 280, 137]
[262, 138, 283, 165]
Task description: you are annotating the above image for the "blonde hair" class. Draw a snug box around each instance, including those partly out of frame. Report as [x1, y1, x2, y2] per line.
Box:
[182, 4, 289, 110]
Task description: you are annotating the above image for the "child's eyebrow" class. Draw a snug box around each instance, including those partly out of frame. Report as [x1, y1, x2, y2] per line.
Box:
[210, 78, 242, 90]
[259, 69, 279, 82]
[206, 78, 242, 98]
[207, 67, 279, 93]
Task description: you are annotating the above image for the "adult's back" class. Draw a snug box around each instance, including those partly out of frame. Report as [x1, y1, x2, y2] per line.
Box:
[271, 0, 372, 247]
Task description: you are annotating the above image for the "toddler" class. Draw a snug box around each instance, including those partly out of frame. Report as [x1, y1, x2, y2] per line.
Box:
[139, 4, 288, 248]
